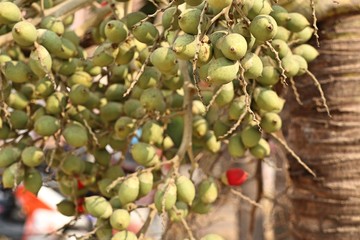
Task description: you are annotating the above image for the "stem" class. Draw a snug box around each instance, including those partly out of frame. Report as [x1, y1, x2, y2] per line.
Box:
[270, 132, 317, 177]
[137, 204, 157, 239]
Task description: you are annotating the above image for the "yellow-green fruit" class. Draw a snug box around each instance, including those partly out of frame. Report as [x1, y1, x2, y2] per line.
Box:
[109, 196, 122, 209]
[114, 116, 136, 140]
[155, 182, 177, 212]
[12, 21, 37, 47]
[0, 123, 10, 140]
[110, 65, 129, 82]
[92, 42, 119, 67]
[7, 92, 29, 110]
[172, 33, 212, 64]
[228, 134, 246, 158]
[178, 8, 207, 35]
[150, 47, 178, 74]
[31, 107, 46, 122]
[193, 116, 208, 138]
[185, 0, 203, 6]
[293, 27, 314, 44]
[201, 233, 225, 240]
[115, 41, 135, 65]
[61, 155, 86, 175]
[24, 168, 42, 195]
[163, 73, 184, 90]
[162, 7, 180, 30]
[169, 201, 189, 222]
[191, 198, 212, 214]
[192, 100, 206, 116]
[17, 136, 33, 151]
[98, 178, 114, 198]
[4, 61, 35, 83]
[85, 196, 113, 219]
[215, 82, 234, 107]
[274, 26, 291, 41]
[257, 66, 280, 86]
[0, 2, 21, 24]
[269, 39, 291, 59]
[228, 95, 246, 120]
[138, 67, 161, 89]
[121, 11, 147, 29]
[292, 44, 319, 63]
[105, 164, 125, 180]
[62, 30, 80, 45]
[10, 110, 28, 129]
[46, 92, 66, 114]
[254, 88, 283, 112]
[138, 171, 153, 198]
[21, 147, 44, 167]
[213, 119, 230, 138]
[123, 99, 145, 119]
[34, 115, 60, 136]
[141, 121, 164, 145]
[240, 125, 261, 148]
[207, 0, 231, 14]
[28, 45, 52, 78]
[2, 163, 23, 188]
[281, 55, 300, 77]
[247, 0, 271, 19]
[52, 58, 77, 76]
[95, 219, 113, 240]
[69, 71, 93, 88]
[131, 142, 159, 167]
[166, 116, 184, 147]
[54, 38, 78, 59]
[176, 176, 195, 206]
[118, 176, 140, 205]
[0, 147, 21, 168]
[140, 88, 166, 113]
[105, 84, 126, 101]
[207, 58, 239, 85]
[111, 231, 138, 240]
[250, 15, 278, 42]
[260, 112, 282, 133]
[293, 54, 308, 76]
[204, 131, 221, 153]
[94, 149, 111, 166]
[0, 54, 11, 64]
[286, 12, 310, 33]
[270, 5, 289, 26]
[250, 138, 270, 159]
[20, 83, 35, 99]
[69, 84, 90, 105]
[57, 200, 76, 216]
[37, 29, 62, 54]
[220, 33, 248, 61]
[105, 20, 128, 44]
[100, 102, 123, 122]
[110, 209, 130, 230]
[241, 52, 263, 79]
[63, 122, 88, 147]
[40, 16, 64, 35]
[109, 136, 128, 152]
[198, 178, 218, 204]
[132, 22, 159, 45]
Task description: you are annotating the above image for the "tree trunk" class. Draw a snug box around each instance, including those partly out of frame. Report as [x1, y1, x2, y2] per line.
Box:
[284, 12, 360, 240]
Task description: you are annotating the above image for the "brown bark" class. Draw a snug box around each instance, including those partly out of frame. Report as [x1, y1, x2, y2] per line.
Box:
[284, 13, 360, 240]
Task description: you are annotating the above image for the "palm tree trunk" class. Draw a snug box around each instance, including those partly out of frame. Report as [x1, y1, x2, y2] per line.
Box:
[284, 13, 360, 240]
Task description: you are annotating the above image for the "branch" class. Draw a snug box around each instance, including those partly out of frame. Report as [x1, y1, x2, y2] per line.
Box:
[270, 132, 317, 177]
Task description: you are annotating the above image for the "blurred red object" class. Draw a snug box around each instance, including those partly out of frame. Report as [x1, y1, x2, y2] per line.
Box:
[226, 168, 248, 186]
